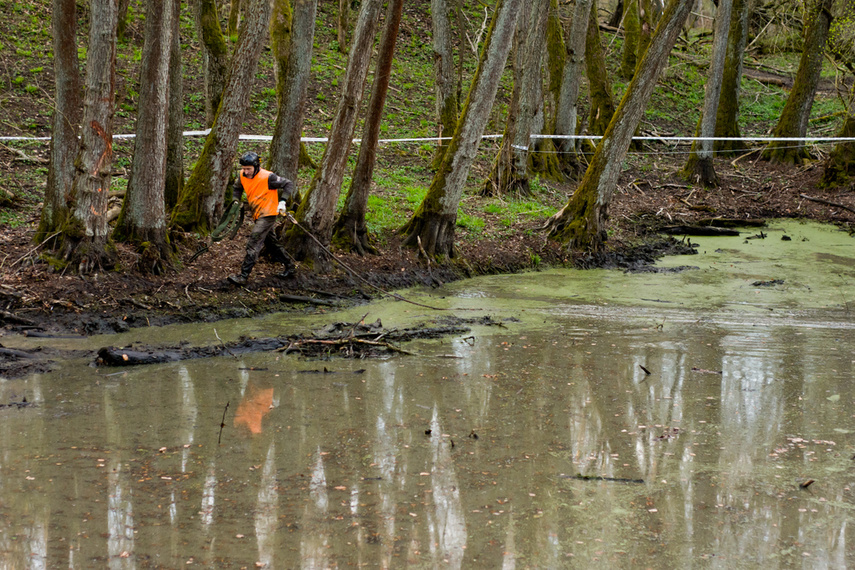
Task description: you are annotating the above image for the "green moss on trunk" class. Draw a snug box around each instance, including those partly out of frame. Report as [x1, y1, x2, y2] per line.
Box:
[585, 0, 616, 136]
[620, 0, 639, 79]
[821, 113, 855, 188]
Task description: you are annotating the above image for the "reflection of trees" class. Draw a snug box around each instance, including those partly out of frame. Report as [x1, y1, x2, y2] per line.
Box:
[427, 408, 466, 568]
[300, 449, 330, 569]
[254, 442, 278, 567]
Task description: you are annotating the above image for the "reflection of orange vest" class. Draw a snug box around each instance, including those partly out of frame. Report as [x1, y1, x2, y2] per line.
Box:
[241, 169, 276, 220]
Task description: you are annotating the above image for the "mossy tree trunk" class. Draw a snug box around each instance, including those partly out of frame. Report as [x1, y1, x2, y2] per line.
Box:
[228, 0, 241, 38]
[269, 0, 318, 182]
[165, 0, 184, 210]
[284, 0, 383, 271]
[333, 0, 403, 255]
[762, 0, 834, 164]
[620, 0, 640, 78]
[681, 0, 731, 186]
[554, 0, 591, 174]
[195, 0, 229, 126]
[820, 86, 855, 187]
[114, 0, 175, 275]
[117, 0, 131, 41]
[586, 0, 616, 137]
[637, 0, 654, 62]
[485, 0, 552, 197]
[337, 0, 349, 53]
[545, 0, 693, 251]
[38, 0, 81, 243]
[529, 0, 562, 182]
[431, 0, 459, 169]
[57, 0, 119, 274]
[714, 0, 749, 153]
[171, 0, 271, 233]
[400, 0, 521, 258]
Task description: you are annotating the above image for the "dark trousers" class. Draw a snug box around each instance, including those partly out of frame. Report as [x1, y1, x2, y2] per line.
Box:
[239, 215, 294, 277]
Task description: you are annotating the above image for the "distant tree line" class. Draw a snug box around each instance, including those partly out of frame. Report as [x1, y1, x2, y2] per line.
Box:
[39, 0, 855, 274]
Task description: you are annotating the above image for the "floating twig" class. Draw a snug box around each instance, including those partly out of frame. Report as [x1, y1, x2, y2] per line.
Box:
[218, 401, 230, 444]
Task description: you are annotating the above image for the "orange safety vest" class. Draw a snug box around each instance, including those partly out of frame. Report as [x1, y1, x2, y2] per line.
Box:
[240, 169, 277, 220]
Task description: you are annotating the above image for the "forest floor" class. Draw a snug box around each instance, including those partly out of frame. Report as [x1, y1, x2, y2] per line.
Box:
[0, 0, 853, 343]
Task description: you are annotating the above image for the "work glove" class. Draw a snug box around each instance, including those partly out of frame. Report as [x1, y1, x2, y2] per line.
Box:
[277, 201, 287, 214]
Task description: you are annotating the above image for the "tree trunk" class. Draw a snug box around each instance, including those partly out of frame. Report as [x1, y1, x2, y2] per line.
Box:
[60, 0, 119, 274]
[585, 0, 616, 136]
[681, 0, 731, 186]
[431, 0, 460, 169]
[165, 0, 184, 210]
[820, 86, 855, 188]
[196, 0, 229, 126]
[337, 0, 349, 53]
[269, 0, 319, 182]
[762, 0, 834, 164]
[228, 0, 241, 38]
[620, 0, 639, 78]
[608, 0, 624, 27]
[332, 0, 403, 255]
[528, 0, 562, 182]
[484, 0, 550, 197]
[114, 0, 175, 275]
[545, 0, 693, 251]
[399, 0, 522, 258]
[284, 0, 383, 270]
[714, 0, 748, 153]
[38, 0, 81, 243]
[117, 0, 131, 41]
[554, 0, 591, 174]
[172, 0, 271, 233]
[637, 0, 654, 61]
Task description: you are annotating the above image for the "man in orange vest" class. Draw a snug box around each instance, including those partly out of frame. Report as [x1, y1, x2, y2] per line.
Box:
[228, 152, 297, 286]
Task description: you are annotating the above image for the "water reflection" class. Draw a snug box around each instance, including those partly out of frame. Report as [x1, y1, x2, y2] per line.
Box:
[1, 311, 854, 567]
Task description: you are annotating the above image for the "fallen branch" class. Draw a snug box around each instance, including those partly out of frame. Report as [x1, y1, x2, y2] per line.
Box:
[799, 194, 855, 215]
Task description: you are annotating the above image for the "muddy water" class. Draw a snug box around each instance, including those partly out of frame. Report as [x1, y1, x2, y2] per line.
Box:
[2, 221, 854, 568]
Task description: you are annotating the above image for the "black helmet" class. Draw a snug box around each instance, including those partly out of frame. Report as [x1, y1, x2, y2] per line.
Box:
[239, 152, 261, 176]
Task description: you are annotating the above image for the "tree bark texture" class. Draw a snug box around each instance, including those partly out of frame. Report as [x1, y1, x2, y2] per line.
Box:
[165, 0, 184, 210]
[484, 0, 550, 197]
[285, 0, 383, 270]
[39, 0, 81, 243]
[620, 0, 639, 78]
[333, 0, 403, 255]
[115, 0, 174, 274]
[400, 0, 521, 258]
[431, 0, 460, 169]
[585, 0, 616, 136]
[528, 0, 562, 182]
[820, 86, 855, 187]
[269, 0, 292, 101]
[228, 0, 241, 38]
[762, 0, 834, 164]
[545, 0, 693, 251]
[554, 0, 591, 173]
[196, 0, 229, 126]
[337, 0, 349, 53]
[62, 0, 119, 273]
[269, 0, 319, 183]
[637, 0, 653, 62]
[117, 0, 131, 40]
[681, 0, 732, 186]
[172, 0, 271, 232]
[713, 0, 749, 153]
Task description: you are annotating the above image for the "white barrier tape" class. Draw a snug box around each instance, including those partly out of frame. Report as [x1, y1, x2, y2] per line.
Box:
[510, 144, 529, 151]
[2, 131, 854, 144]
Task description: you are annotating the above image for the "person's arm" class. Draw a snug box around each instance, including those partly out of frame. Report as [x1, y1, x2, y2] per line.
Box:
[267, 173, 295, 202]
[232, 176, 244, 202]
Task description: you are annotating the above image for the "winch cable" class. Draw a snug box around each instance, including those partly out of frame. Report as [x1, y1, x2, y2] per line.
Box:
[284, 212, 470, 312]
